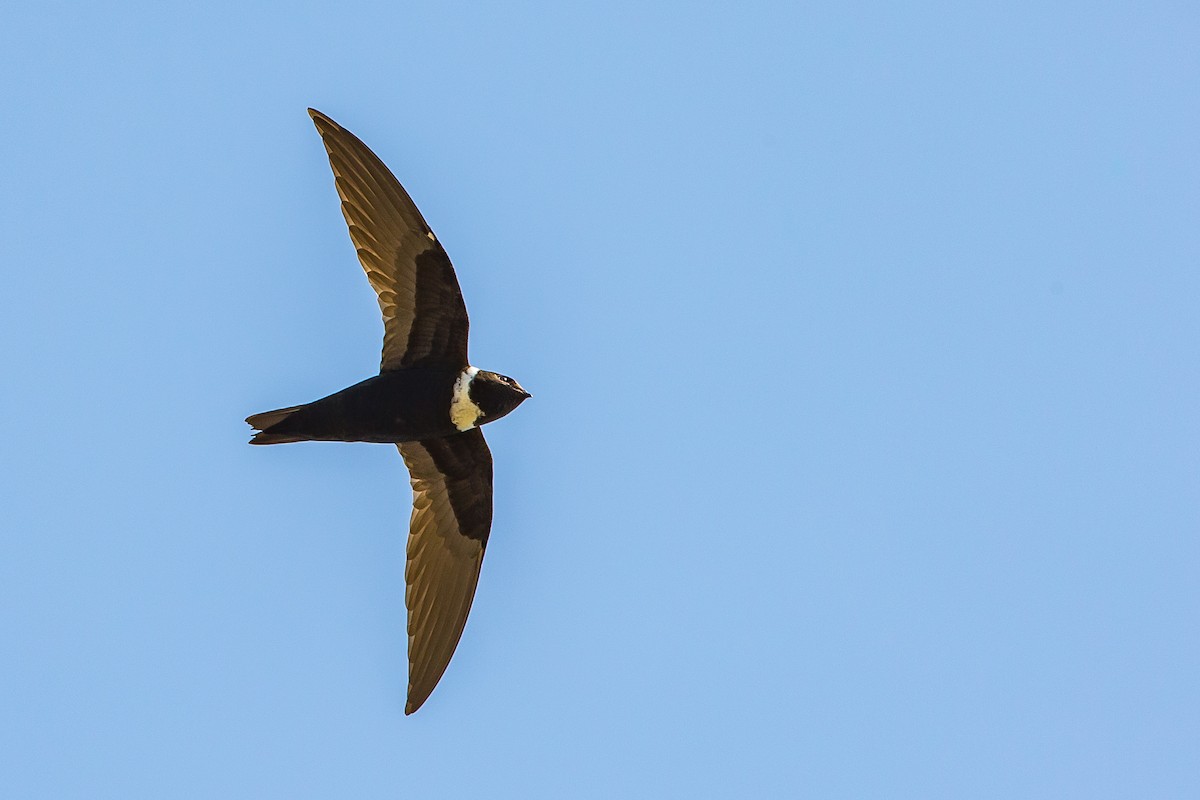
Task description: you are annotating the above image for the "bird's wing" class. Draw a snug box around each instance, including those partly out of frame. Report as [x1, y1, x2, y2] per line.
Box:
[397, 429, 493, 714]
[309, 109, 470, 370]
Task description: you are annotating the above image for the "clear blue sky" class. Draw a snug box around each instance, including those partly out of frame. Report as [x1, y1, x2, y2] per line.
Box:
[2, 1, 1197, 797]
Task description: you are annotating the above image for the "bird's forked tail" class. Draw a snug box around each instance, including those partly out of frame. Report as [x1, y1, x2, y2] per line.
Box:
[246, 405, 305, 445]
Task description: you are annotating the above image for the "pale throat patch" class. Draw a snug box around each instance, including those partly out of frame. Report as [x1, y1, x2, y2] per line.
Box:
[449, 366, 482, 431]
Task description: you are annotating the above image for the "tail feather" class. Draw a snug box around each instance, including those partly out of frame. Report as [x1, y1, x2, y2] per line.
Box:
[246, 405, 305, 445]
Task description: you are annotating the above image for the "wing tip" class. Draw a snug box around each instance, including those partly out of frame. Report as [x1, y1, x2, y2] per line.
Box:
[405, 688, 428, 716]
[308, 107, 337, 133]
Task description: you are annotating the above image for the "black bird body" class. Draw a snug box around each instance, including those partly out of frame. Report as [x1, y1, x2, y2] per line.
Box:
[251, 368, 458, 444]
[246, 109, 529, 714]
[249, 366, 527, 444]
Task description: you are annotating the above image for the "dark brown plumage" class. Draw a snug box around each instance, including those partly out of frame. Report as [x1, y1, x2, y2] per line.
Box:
[246, 109, 529, 714]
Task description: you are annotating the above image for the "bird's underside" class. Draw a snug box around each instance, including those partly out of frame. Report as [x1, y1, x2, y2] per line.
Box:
[246, 108, 525, 715]
[247, 368, 460, 445]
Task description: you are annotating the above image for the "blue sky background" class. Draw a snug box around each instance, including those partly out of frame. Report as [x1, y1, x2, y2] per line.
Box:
[2, 1, 1197, 797]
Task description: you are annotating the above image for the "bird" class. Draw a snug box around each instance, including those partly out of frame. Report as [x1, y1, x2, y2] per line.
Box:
[246, 109, 530, 714]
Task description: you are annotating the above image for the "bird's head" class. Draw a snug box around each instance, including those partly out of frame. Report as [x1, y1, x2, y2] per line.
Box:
[470, 370, 531, 425]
